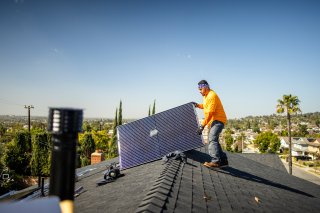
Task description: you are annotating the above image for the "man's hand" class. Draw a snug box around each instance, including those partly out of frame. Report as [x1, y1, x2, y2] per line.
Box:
[191, 102, 198, 108]
[197, 125, 204, 135]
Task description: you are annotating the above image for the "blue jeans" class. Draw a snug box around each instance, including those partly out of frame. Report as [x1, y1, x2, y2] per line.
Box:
[208, 120, 227, 163]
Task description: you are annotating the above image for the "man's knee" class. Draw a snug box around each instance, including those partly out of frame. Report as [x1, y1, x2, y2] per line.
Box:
[209, 135, 218, 142]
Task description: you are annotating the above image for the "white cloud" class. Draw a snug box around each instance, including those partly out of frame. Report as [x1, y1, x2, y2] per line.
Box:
[14, 0, 24, 4]
[176, 53, 192, 59]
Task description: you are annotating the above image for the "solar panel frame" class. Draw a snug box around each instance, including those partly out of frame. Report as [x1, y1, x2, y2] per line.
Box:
[117, 102, 203, 170]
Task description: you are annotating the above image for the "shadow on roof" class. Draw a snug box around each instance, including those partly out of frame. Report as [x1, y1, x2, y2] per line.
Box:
[187, 149, 314, 198]
[186, 149, 212, 163]
[218, 167, 314, 198]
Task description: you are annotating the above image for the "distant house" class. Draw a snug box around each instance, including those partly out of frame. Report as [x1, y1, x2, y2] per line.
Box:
[280, 137, 319, 160]
[246, 132, 258, 143]
[292, 137, 308, 156]
[231, 140, 242, 152]
[107, 129, 113, 136]
[280, 137, 307, 156]
[305, 138, 320, 160]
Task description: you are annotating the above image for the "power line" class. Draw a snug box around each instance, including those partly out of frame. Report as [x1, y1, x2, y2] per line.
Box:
[0, 98, 24, 107]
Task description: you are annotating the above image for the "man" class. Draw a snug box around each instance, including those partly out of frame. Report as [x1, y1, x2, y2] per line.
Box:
[193, 80, 228, 168]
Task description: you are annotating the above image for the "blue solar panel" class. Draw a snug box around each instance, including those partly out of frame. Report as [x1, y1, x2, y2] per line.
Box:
[155, 103, 202, 156]
[117, 102, 203, 170]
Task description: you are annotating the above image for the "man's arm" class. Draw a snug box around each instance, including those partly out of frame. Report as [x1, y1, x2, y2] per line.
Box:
[192, 102, 204, 109]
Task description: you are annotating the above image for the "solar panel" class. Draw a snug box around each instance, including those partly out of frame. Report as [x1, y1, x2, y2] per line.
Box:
[155, 103, 202, 156]
[117, 102, 203, 170]
[117, 116, 161, 169]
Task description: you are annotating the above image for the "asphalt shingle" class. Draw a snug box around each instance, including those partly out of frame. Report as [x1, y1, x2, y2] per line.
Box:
[74, 158, 165, 213]
[18, 144, 319, 213]
[6, 139, 319, 213]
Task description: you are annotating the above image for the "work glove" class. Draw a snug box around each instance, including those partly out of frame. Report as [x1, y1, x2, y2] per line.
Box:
[197, 125, 204, 135]
[191, 102, 198, 108]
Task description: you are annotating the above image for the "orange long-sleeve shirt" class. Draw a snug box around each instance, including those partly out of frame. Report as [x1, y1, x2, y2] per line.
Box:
[198, 90, 227, 127]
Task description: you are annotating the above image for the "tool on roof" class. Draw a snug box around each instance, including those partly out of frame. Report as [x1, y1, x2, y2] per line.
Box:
[162, 150, 187, 164]
[96, 163, 124, 186]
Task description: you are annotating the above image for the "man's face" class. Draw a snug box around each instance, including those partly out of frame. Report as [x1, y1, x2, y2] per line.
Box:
[199, 87, 209, 96]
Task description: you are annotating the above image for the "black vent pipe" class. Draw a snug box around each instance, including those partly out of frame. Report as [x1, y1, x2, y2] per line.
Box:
[48, 108, 83, 201]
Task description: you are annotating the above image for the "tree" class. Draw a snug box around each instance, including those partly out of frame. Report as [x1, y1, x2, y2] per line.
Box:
[118, 100, 122, 126]
[30, 132, 51, 186]
[31, 122, 46, 131]
[234, 145, 239, 153]
[106, 100, 122, 158]
[237, 132, 246, 152]
[224, 133, 233, 152]
[269, 135, 281, 153]
[268, 120, 277, 130]
[82, 121, 92, 132]
[30, 133, 51, 177]
[245, 120, 251, 130]
[152, 100, 156, 115]
[276, 94, 301, 175]
[254, 132, 280, 153]
[224, 128, 234, 135]
[0, 124, 6, 137]
[0, 142, 5, 171]
[279, 130, 288, 136]
[316, 120, 320, 128]
[4, 131, 32, 175]
[92, 130, 109, 151]
[148, 105, 151, 116]
[113, 108, 118, 137]
[80, 133, 95, 167]
[252, 120, 261, 133]
[108, 107, 118, 158]
[298, 124, 308, 137]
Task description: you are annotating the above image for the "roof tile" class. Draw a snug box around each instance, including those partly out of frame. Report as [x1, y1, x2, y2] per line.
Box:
[72, 145, 320, 212]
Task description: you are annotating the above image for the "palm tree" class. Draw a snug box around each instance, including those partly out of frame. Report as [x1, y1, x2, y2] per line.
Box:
[276, 94, 301, 175]
[238, 132, 246, 153]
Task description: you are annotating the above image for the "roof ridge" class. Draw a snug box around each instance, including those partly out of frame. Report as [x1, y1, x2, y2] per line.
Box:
[135, 160, 183, 213]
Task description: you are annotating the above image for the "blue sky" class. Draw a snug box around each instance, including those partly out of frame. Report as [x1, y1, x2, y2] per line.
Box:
[0, 0, 319, 119]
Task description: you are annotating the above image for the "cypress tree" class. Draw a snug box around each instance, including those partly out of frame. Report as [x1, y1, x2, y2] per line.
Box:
[118, 100, 122, 126]
[152, 99, 156, 115]
[113, 108, 118, 137]
[108, 107, 118, 158]
[148, 105, 151, 116]
[108, 101, 122, 159]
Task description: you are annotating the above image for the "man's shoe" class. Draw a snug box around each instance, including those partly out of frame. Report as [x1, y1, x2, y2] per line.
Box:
[220, 159, 229, 167]
[204, 162, 220, 168]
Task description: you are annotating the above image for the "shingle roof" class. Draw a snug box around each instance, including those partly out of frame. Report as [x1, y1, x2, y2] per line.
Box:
[74, 157, 165, 212]
[73, 145, 320, 212]
[236, 153, 287, 172]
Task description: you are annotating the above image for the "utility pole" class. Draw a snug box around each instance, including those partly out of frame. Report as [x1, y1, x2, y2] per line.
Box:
[24, 105, 34, 132]
[242, 136, 243, 153]
[100, 119, 103, 131]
